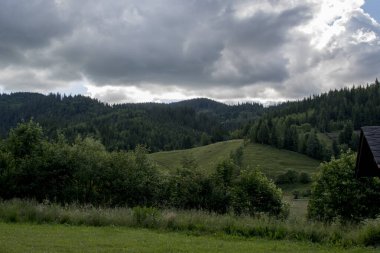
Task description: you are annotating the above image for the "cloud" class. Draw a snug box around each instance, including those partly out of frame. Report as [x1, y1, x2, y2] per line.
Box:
[0, 0, 72, 52]
[0, 0, 379, 103]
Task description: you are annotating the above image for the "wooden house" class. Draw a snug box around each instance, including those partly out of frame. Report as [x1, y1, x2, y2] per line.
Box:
[355, 126, 380, 177]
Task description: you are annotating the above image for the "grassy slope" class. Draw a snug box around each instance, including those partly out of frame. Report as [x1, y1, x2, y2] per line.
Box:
[149, 139, 244, 174]
[149, 140, 321, 217]
[0, 223, 375, 253]
[241, 143, 320, 179]
[149, 140, 320, 179]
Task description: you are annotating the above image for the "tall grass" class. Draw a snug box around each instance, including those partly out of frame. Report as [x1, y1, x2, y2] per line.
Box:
[0, 199, 379, 247]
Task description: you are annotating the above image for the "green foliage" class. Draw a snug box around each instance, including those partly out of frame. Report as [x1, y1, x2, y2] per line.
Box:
[0, 123, 161, 207]
[275, 170, 299, 184]
[208, 159, 239, 213]
[232, 169, 287, 217]
[256, 121, 270, 144]
[308, 151, 380, 223]
[200, 132, 211, 146]
[167, 167, 210, 210]
[275, 170, 312, 185]
[0, 93, 264, 152]
[132, 206, 161, 227]
[359, 221, 380, 246]
[339, 121, 354, 145]
[305, 130, 323, 160]
[246, 81, 380, 161]
[292, 189, 311, 199]
[0, 123, 287, 217]
[299, 172, 311, 184]
[7, 120, 44, 158]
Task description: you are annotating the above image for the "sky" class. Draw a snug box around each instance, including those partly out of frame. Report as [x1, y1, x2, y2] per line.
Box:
[0, 0, 379, 104]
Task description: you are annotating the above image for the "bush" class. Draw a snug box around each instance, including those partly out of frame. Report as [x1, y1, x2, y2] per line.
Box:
[292, 190, 300, 199]
[232, 169, 288, 217]
[292, 189, 311, 199]
[359, 221, 380, 246]
[132, 206, 161, 227]
[308, 151, 380, 223]
[299, 172, 311, 184]
[275, 170, 299, 184]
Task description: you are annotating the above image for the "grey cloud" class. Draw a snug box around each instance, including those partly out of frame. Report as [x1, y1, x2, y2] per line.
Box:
[0, 70, 65, 92]
[48, 0, 313, 88]
[0, 0, 72, 50]
[0, 0, 379, 102]
[0, 0, 312, 91]
[328, 11, 380, 84]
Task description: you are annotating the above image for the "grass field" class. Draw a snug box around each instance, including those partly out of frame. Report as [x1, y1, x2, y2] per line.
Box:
[149, 140, 322, 217]
[149, 139, 244, 174]
[241, 143, 320, 179]
[0, 222, 377, 253]
[149, 140, 320, 178]
[149, 140, 320, 191]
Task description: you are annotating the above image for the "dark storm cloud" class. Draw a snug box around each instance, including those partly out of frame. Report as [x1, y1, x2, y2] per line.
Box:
[57, 1, 311, 87]
[0, 0, 379, 102]
[0, 0, 313, 90]
[0, 0, 72, 50]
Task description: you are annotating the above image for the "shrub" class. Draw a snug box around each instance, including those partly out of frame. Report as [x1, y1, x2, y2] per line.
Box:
[275, 170, 299, 184]
[132, 206, 161, 227]
[299, 172, 311, 184]
[308, 151, 380, 223]
[359, 221, 380, 246]
[231, 169, 288, 218]
[292, 190, 300, 199]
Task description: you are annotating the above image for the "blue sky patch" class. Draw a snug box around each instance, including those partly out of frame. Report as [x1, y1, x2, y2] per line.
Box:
[363, 0, 380, 23]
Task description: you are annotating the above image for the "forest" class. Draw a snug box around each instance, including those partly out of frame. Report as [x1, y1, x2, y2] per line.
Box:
[1, 80, 379, 161]
[0, 93, 263, 152]
[246, 79, 380, 160]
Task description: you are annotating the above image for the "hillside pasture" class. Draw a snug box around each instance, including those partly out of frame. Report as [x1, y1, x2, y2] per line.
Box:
[149, 140, 320, 179]
[241, 143, 320, 179]
[149, 139, 244, 174]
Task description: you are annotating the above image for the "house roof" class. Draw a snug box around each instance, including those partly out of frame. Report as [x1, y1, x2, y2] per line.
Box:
[361, 126, 380, 169]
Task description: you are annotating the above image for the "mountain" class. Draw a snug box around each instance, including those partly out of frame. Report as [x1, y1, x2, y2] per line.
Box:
[0, 93, 263, 152]
[2, 80, 378, 157]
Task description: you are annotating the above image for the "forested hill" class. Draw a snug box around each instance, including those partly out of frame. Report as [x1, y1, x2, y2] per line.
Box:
[0, 93, 263, 152]
[246, 80, 380, 161]
[2, 80, 379, 156]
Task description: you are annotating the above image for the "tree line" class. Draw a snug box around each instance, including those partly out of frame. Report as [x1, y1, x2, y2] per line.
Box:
[1, 121, 380, 223]
[245, 80, 380, 160]
[0, 121, 286, 217]
[0, 93, 263, 152]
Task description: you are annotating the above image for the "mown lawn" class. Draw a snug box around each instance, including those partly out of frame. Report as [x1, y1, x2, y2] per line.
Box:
[0, 222, 377, 253]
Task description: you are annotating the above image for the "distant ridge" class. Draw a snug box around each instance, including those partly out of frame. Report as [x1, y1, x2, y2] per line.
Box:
[0, 92, 263, 152]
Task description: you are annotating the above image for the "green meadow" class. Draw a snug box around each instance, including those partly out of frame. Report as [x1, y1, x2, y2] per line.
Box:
[241, 142, 320, 179]
[0, 222, 377, 253]
[149, 139, 244, 174]
[149, 140, 320, 215]
[149, 140, 320, 178]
